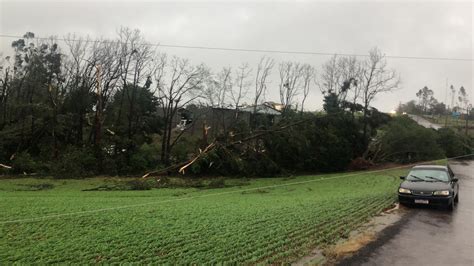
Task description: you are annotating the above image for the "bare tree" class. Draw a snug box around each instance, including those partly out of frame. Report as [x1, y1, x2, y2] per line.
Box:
[113, 28, 156, 140]
[299, 64, 315, 112]
[217, 67, 232, 108]
[318, 55, 362, 109]
[230, 63, 252, 110]
[251, 56, 274, 128]
[317, 55, 343, 97]
[63, 34, 99, 145]
[63, 34, 124, 170]
[253, 56, 274, 111]
[201, 75, 217, 107]
[360, 47, 400, 140]
[88, 38, 124, 147]
[113, 28, 143, 137]
[278, 61, 303, 112]
[339, 56, 363, 114]
[202, 67, 232, 108]
[154, 56, 208, 165]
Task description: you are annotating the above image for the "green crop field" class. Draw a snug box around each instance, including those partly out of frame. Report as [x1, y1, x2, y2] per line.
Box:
[0, 167, 412, 264]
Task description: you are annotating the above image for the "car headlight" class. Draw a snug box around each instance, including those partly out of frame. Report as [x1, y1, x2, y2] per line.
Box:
[398, 188, 411, 194]
[433, 190, 450, 196]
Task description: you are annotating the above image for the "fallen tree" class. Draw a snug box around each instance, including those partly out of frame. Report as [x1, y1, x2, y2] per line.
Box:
[142, 118, 310, 178]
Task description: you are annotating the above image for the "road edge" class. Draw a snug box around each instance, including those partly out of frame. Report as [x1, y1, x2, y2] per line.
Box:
[334, 208, 413, 266]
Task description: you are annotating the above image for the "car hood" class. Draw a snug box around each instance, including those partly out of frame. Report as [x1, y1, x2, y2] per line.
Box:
[400, 181, 451, 191]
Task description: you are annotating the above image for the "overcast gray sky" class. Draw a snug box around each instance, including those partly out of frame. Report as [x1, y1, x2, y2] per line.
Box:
[0, 0, 472, 111]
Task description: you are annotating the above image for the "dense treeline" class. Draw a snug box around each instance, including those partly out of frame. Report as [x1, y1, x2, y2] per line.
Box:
[397, 85, 472, 118]
[366, 116, 472, 163]
[0, 29, 471, 178]
[189, 109, 389, 177]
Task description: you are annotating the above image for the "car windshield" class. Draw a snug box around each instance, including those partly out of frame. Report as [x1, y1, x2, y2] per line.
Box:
[406, 169, 449, 182]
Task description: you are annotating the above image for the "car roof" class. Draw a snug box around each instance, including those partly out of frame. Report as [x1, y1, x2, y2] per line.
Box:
[412, 165, 448, 171]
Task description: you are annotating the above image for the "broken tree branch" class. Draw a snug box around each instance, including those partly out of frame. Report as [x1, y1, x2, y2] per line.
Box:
[178, 142, 216, 174]
[0, 163, 12, 169]
[142, 118, 311, 178]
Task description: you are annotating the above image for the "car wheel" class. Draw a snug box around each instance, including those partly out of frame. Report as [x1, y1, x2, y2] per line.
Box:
[454, 193, 459, 203]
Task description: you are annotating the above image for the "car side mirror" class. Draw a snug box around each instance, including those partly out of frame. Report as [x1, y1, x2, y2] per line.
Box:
[400, 176, 405, 180]
[452, 178, 458, 182]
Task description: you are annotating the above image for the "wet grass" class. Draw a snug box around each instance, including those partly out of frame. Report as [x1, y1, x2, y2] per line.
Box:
[0, 167, 411, 264]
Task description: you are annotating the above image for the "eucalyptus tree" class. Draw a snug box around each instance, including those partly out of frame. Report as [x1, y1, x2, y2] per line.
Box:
[7, 33, 63, 154]
[416, 86, 434, 113]
[0, 54, 13, 129]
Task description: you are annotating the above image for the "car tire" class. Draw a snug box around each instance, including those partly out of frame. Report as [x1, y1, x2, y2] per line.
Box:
[454, 193, 459, 203]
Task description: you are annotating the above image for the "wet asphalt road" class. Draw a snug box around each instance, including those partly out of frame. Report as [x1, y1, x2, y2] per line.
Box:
[408, 114, 442, 130]
[340, 160, 474, 266]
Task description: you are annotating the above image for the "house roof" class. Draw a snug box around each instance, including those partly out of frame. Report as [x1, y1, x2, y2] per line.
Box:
[240, 104, 282, 115]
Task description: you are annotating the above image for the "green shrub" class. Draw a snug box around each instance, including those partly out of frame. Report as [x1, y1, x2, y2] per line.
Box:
[171, 137, 197, 162]
[11, 152, 39, 174]
[436, 128, 472, 158]
[371, 116, 444, 163]
[263, 113, 360, 173]
[130, 143, 160, 171]
[244, 152, 281, 177]
[51, 147, 97, 178]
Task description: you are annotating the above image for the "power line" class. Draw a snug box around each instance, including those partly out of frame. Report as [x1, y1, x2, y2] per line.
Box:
[0, 33, 472, 62]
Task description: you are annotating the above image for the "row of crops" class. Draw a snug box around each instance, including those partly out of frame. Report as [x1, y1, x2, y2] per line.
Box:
[1, 169, 403, 263]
